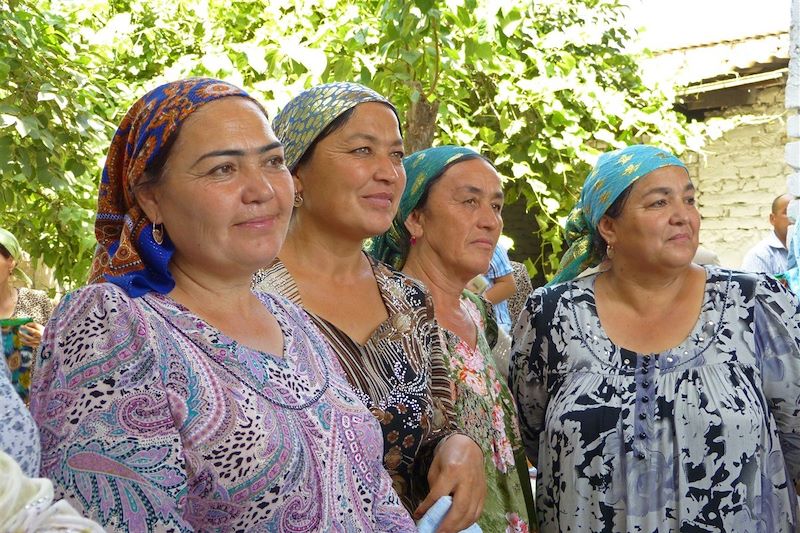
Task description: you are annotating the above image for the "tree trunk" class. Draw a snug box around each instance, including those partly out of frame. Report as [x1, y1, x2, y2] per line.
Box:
[403, 81, 440, 153]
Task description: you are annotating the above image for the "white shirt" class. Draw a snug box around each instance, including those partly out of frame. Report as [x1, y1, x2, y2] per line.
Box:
[740, 231, 788, 275]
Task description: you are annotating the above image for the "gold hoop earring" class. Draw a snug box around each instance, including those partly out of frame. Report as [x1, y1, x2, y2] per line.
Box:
[152, 223, 164, 245]
[293, 192, 304, 208]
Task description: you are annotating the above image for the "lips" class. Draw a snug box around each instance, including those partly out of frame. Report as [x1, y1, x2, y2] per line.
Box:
[668, 233, 691, 241]
[363, 192, 394, 208]
[235, 215, 278, 228]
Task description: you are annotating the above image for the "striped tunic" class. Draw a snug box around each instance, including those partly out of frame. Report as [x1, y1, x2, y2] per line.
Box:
[254, 256, 458, 511]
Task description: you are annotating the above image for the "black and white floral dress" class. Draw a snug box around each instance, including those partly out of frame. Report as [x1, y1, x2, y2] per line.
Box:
[510, 267, 800, 532]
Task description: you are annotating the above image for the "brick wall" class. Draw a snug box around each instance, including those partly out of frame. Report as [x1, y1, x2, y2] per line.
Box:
[688, 83, 790, 268]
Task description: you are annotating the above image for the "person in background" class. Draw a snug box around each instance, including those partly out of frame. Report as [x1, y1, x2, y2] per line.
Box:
[371, 145, 534, 531]
[30, 78, 416, 532]
[741, 193, 792, 274]
[484, 244, 515, 334]
[0, 228, 54, 349]
[511, 144, 800, 532]
[253, 82, 485, 531]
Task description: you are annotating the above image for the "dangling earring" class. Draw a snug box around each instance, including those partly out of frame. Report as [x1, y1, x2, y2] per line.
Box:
[606, 244, 615, 260]
[410, 235, 417, 246]
[152, 223, 164, 245]
[293, 192, 304, 208]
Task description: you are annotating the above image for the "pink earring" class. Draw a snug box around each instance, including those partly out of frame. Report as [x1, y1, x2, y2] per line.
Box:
[410, 235, 417, 246]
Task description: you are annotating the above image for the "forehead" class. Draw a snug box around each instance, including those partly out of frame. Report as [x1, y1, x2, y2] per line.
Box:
[630, 165, 692, 195]
[335, 102, 401, 138]
[437, 158, 502, 191]
[182, 97, 272, 134]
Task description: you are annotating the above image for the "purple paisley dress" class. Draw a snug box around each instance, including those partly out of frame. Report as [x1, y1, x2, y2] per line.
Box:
[30, 283, 415, 532]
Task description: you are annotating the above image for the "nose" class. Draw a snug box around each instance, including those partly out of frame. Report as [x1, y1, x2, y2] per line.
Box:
[478, 203, 501, 231]
[374, 154, 404, 184]
[242, 163, 278, 204]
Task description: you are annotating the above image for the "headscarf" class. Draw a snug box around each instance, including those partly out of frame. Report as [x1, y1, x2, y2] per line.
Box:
[369, 146, 483, 269]
[0, 228, 32, 286]
[88, 78, 258, 297]
[549, 144, 688, 286]
[272, 82, 397, 172]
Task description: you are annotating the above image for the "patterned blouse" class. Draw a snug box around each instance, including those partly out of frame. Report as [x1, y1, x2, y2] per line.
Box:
[254, 256, 458, 511]
[0, 354, 39, 477]
[30, 283, 416, 532]
[441, 293, 531, 532]
[14, 287, 55, 324]
[511, 267, 800, 532]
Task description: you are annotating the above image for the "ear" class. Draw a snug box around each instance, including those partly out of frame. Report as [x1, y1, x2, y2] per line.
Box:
[135, 183, 163, 225]
[597, 215, 617, 247]
[404, 208, 425, 240]
[292, 172, 303, 196]
[769, 212, 776, 226]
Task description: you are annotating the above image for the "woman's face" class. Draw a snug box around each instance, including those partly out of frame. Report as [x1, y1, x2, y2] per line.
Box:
[407, 158, 504, 282]
[137, 97, 294, 280]
[599, 165, 700, 271]
[294, 102, 405, 241]
[0, 252, 14, 287]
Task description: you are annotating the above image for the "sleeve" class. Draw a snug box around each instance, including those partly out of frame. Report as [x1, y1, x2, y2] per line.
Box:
[30, 285, 193, 532]
[509, 288, 549, 464]
[752, 275, 800, 482]
[487, 246, 513, 279]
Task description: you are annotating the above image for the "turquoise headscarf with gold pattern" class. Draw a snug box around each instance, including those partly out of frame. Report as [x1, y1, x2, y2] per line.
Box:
[272, 82, 398, 172]
[548, 144, 688, 286]
[369, 145, 484, 269]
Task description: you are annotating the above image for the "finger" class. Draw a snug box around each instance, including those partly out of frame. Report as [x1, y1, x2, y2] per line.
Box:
[435, 490, 472, 533]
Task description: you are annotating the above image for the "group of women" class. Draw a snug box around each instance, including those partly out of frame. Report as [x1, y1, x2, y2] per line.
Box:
[2, 75, 799, 533]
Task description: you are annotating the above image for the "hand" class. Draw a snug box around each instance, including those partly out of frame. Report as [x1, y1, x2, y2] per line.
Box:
[414, 434, 486, 533]
[18, 322, 45, 349]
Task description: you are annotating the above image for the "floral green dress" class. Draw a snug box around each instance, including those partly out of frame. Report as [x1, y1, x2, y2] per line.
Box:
[441, 291, 534, 532]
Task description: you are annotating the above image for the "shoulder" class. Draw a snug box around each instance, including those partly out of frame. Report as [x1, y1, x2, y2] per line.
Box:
[372, 258, 432, 307]
[252, 259, 300, 303]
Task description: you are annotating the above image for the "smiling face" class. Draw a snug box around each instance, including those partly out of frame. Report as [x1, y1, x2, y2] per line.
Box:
[293, 102, 406, 241]
[598, 165, 700, 272]
[136, 97, 294, 280]
[405, 157, 504, 282]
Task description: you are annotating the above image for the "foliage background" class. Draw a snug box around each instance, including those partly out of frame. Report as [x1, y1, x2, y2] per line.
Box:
[1, 0, 696, 290]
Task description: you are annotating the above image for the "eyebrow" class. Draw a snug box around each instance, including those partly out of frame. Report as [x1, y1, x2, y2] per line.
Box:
[641, 183, 695, 197]
[456, 185, 505, 200]
[192, 141, 283, 166]
[343, 132, 404, 147]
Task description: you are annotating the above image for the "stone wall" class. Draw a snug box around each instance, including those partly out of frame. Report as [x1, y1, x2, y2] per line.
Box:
[688, 83, 790, 268]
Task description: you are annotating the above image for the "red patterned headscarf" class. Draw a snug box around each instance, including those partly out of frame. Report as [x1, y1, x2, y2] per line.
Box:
[88, 78, 258, 297]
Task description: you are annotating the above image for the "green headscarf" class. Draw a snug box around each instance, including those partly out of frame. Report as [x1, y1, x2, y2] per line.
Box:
[369, 145, 484, 269]
[548, 144, 688, 286]
[0, 228, 32, 286]
[272, 81, 398, 172]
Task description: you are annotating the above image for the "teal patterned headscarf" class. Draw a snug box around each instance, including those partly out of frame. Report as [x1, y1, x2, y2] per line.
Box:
[548, 144, 688, 286]
[369, 145, 484, 269]
[0, 228, 32, 286]
[272, 82, 398, 172]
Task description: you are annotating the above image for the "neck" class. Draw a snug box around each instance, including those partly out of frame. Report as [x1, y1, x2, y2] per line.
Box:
[280, 218, 369, 278]
[775, 229, 787, 248]
[599, 260, 699, 314]
[0, 281, 14, 304]
[168, 260, 255, 316]
[402, 250, 469, 313]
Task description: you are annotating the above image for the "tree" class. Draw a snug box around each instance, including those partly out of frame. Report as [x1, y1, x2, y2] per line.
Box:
[2, 0, 691, 288]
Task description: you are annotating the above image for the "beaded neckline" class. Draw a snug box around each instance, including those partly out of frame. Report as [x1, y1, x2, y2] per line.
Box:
[567, 267, 732, 373]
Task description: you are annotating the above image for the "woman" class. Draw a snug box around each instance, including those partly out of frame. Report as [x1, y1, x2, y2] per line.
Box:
[0, 228, 54, 401]
[371, 145, 534, 531]
[253, 82, 485, 530]
[510, 144, 800, 532]
[30, 78, 416, 532]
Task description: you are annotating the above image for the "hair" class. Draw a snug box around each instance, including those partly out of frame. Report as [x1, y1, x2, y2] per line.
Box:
[137, 96, 269, 192]
[772, 193, 793, 214]
[591, 183, 634, 259]
[293, 102, 399, 173]
[0, 244, 10, 260]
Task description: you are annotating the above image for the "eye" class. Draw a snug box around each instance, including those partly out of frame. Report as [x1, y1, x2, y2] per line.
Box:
[266, 155, 286, 168]
[650, 199, 667, 207]
[685, 196, 696, 205]
[491, 202, 503, 213]
[352, 147, 372, 155]
[391, 150, 405, 160]
[463, 198, 478, 207]
[210, 163, 235, 176]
